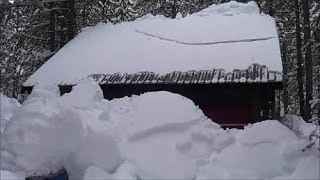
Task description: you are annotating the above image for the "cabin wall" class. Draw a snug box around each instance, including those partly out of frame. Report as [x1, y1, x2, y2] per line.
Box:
[25, 83, 279, 128]
[98, 83, 279, 128]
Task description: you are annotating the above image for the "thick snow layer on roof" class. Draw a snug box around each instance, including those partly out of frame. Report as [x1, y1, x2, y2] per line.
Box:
[24, 1, 282, 86]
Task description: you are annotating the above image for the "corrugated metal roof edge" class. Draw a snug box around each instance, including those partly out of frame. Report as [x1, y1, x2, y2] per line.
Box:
[22, 63, 283, 88]
[83, 63, 282, 86]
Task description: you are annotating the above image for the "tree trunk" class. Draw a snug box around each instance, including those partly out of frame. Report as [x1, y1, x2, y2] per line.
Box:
[302, 0, 313, 121]
[171, 0, 177, 19]
[67, 0, 76, 41]
[318, 85, 320, 120]
[268, 0, 274, 16]
[82, 2, 87, 27]
[281, 42, 289, 114]
[295, 0, 306, 119]
[59, 1, 68, 49]
[49, 2, 56, 52]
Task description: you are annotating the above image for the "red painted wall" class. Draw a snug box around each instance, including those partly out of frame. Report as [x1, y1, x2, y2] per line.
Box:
[201, 105, 254, 128]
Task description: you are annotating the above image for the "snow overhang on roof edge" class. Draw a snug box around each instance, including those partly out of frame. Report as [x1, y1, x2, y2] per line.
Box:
[81, 63, 282, 86]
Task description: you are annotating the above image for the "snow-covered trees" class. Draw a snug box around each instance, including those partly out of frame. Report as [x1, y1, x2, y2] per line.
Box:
[1, 1, 53, 99]
[258, 0, 320, 121]
[0, 0, 77, 99]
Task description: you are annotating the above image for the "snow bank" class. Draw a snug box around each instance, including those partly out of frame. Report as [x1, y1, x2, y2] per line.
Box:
[1, 80, 123, 179]
[197, 121, 301, 179]
[65, 131, 122, 179]
[24, 1, 282, 86]
[59, 79, 122, 179]
[62, 80, 217, 179]
[82, 166, 112, 180]
[1, 85, 84, 176]
[0, 170, 24, 180]
[110, 92, 218, 179]
[83, 163, 138, 180]
[106, 91, 213, 139]
[239, 120, 299, 144]
[60, 79, 104, 108]
[282, 115, 319, 148]
[284, 156, 320, 179]
[282, 115, 319, 138]
[2, 79, 319, 180]
[0, 93, 21, 133]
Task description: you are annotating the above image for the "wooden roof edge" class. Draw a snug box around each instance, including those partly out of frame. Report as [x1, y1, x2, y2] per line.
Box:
[22, 81, 283, 95]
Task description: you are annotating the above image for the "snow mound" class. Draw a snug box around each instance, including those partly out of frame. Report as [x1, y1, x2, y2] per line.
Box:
[1, 80, 122, 179]
[0, 170, 24, 180]
[282, 115, 319, 138]
[284, 156, 320, 179]
[106, 91, 213, 139]
[1, 85, 84, 176]
[97, 91, 219, 179]
[83, 163, 138, 180]
[282, 115, 319, 148]
[65, 131, 122, 179]
[238, 120, 299, 145]
[197, 121, 319, 180]
[0, 93, 21, 133]
[2, 80, 319, 180]
[60, 78, 104, 108]
[111, 161, 138, 179]
[82, 166, 112, 180]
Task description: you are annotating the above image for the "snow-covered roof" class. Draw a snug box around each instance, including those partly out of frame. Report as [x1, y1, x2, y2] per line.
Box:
[24, 1, 282, 86]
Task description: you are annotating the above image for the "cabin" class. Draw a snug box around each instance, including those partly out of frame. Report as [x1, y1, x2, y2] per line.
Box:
[22, 2, 283, 128]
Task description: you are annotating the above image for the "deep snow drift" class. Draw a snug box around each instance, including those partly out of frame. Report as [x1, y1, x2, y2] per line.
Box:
[1, 79, 319, 180]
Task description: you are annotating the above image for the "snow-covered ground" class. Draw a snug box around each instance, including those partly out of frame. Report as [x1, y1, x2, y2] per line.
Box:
[1, 79, 319, 180]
